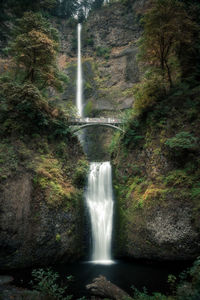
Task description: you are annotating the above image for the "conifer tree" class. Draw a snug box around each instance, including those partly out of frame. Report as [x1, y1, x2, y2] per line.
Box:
[10, 12, 63, 91]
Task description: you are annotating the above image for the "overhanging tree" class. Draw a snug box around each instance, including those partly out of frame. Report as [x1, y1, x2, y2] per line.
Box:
[139, 0, 197, 87]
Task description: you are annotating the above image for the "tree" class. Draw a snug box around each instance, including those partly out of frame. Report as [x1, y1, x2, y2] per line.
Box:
[9, 12, 64, 91]
[56, 0, 79, 18]
[1, 0, 57, 17]
[91, 0, 104, 10]
[139, 0, 197, 87]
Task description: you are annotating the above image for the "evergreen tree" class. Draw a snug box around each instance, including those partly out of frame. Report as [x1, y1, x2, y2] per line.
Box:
[9, 12, 63, 91]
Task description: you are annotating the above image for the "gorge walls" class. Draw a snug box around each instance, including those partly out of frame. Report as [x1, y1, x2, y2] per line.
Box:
[0, 136, 88, 269]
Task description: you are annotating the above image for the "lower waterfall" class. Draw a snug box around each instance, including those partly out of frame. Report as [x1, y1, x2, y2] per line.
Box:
[85, 162, 114, 264]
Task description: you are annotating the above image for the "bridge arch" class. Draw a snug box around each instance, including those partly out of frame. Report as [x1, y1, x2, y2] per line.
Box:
[71, 123, 124, 133]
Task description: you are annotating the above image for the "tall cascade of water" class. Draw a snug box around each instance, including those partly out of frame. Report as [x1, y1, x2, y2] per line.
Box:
[75, 24, 114, 264]
[76, 24, 83, 117]
[85, 162, 114, 263]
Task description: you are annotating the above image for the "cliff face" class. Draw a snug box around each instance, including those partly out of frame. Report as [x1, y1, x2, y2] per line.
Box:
[1, 0, 199, 266]
[54, 1, 145, 160]
[0, 136, 88, 269]
[112, 87, 200, 260]
[75, 0, 200, 261]
[55, 1, 145, 113]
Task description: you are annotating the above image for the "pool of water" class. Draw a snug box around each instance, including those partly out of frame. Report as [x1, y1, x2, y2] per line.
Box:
[4, 259, 191, 298]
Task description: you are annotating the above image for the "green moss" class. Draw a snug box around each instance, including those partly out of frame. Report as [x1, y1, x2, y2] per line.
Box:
[72, 159, 89, 188]
[191, 188, 200, 200]
[0, 142, 18, 179]
[55, 234, 61, 242]
[163, 170, 193, 187]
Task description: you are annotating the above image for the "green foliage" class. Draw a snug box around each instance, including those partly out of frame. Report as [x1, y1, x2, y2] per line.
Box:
[0, 142, 18, 179]
[95, 46, 111, 59]
[56, 233, 61, 242]
[84, 100, 93, 116]
[123, 258, 200, 300]
[122, 118, 143, 148]
[168, 274, 177, 293]
[55, 0, 79, 18]
[91, 0, 104, 10]
[8, 12, 64, 91]
[130, 286, 168, 300]
[35, 154, 77, 208]
[72, 159, 89, 188]
[163, 170, 192, 187]
[191, 188, 200, 200]
[138, 0, 198, 87]
[165, 132, 198, 152]
[31, 268, 72, 300]
[176, 257, 200, 300]
[0, 80, 73, 138]
[84, 36, 94, 47]
[109, 131, 121, 155]
[133, 75, 166, 116]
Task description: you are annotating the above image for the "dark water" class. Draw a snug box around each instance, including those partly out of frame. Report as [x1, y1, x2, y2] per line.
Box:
[3, 259, 191, 298]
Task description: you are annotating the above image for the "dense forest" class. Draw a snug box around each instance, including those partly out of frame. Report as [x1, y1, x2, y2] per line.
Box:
[0, 0, 200, 299]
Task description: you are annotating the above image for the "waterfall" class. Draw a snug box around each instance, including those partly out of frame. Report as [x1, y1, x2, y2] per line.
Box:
[76, 23, 83, 117]
[75, 24, 114, 264]
[85, 162, 114, 264]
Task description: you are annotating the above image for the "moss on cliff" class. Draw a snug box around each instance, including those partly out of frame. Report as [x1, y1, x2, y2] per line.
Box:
[111, 84, 200, 259]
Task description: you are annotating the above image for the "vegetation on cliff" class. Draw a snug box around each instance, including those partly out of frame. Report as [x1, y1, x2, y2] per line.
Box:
[0, 7, 88, 269]
[110, 0, 200, 259]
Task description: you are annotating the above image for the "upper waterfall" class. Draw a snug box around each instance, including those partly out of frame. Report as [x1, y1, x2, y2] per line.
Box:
[76, 23, 83, 117]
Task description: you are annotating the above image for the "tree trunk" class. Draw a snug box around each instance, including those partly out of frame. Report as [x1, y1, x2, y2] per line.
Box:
[86, 275, 131, 300]
[165, 60, 173, 88]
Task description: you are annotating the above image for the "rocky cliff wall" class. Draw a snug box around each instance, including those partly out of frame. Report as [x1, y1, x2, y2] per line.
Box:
[0, 136, 88, 269]
[54, 1, 146, 160]
[112, 88, 200, 260]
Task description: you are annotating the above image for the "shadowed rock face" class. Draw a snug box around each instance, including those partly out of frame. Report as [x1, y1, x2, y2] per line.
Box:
[0, 134, 87, 270]
[0, 172, 84, 269]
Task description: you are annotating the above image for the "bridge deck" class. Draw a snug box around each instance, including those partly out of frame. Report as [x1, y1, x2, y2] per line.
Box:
[68, 117, 122, 125]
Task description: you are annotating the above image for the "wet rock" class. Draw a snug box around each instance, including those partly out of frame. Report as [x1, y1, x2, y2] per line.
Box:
[0, 276, 13, 285]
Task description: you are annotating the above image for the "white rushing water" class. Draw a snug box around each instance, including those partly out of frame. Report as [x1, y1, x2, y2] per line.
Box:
[75, 24, 114, 264]
[85, 162, 114, 264]
[76, 23, 83, 117]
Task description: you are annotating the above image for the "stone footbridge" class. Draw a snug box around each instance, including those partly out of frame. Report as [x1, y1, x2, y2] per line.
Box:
[68, 117, 124, 132]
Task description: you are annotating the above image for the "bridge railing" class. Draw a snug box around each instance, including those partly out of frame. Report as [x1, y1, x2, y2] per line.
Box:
[68, 117, 123, 124]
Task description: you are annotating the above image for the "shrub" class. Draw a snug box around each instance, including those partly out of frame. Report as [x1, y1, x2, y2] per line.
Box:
[131, 286, 168, 300]
[72, 159, 89, 188]
[165, 132, 198, 152]
[176, 257, 200, 300]
[95, 46, 111, 59]
[31, 268, 73, 300]
[109, 131, 121, 155]
[133, 76, 165, 116]
[122, 119, 143, 148]
[0, 81, 72, 139]
[163, 170, 192, 187]
[191, 188, 200, 200]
